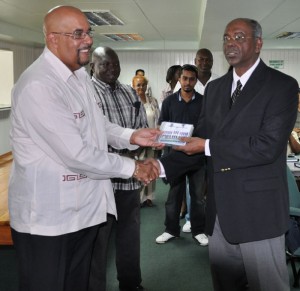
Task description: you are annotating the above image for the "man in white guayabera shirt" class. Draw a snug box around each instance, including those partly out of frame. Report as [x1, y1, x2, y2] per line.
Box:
[8, 5, 161, 291]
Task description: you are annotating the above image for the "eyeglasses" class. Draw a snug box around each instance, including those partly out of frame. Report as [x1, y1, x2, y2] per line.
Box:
[51, 29, 94, 40]
[223, 33, 253, 44]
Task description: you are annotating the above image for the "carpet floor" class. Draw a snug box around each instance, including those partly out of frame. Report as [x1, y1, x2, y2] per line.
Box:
[0, 179, 300, 291]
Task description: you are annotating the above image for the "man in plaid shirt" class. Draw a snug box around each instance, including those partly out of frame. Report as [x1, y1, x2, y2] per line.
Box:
[89, 47, 148, 291]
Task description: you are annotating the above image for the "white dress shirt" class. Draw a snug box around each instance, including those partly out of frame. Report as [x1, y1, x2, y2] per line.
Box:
[205, 58, 261, 156]
[174, 73, 219, 95]
[9, 47, 137, 236]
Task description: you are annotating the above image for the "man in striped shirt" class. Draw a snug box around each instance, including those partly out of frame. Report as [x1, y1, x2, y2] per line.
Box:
[89, 47, 148, 291]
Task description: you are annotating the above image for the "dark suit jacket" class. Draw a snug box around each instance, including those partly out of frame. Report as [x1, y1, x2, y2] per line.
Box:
[160, 60, 299, 244]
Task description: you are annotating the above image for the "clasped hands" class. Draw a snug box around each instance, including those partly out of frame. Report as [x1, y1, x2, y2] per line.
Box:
[133, 159, 161, 185]
[129, 128, 163, 185]
[131, 137, 206, 185]
[129, 128, 206, 184]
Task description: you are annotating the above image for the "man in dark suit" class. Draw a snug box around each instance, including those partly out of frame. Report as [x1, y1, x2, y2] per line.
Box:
[157, 18, 299, 290]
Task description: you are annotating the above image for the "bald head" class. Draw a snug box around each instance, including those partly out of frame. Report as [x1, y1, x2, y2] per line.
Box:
[90, 47, 121, 87]
[194, 48, 213, 75]
[43, 5, 93, 71]
[92, 47, 118, 63]
[44, 6, 85, 37]
[196, 48, 213, 60]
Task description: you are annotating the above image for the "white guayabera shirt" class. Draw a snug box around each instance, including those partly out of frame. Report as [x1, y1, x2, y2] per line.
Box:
[9, 47, 137, 236]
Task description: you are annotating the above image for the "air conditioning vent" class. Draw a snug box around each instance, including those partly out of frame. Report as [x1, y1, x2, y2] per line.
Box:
[275, 32, 300, 39]
[84, 11, 124, 26]
[103, 34, 144, 41]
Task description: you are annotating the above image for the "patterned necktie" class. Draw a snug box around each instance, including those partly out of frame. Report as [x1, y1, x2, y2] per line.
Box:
[231, 80, 242, 106]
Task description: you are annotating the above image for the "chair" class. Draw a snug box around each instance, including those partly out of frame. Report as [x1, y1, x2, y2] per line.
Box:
[286, 166, 300, 287]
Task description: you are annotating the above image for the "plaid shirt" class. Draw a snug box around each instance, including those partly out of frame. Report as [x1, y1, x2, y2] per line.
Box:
[92, 76, 148, 190]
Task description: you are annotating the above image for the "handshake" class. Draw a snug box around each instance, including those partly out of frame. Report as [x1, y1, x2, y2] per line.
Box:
[129, 128, 164, 184]
[132, 158, 161, 185]
[128, 127, 206, 185]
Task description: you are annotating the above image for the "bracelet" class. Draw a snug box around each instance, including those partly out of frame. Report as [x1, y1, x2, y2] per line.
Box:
[133, 162, 140, 178]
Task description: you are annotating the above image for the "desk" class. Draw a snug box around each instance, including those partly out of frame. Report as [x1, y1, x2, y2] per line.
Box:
[0, 153, 13, 245]
[0, 104, 11, 112]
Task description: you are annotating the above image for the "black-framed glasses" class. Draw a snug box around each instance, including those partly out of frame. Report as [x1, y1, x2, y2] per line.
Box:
[51, 29, 94, 40]
[223, 33, 253, 44]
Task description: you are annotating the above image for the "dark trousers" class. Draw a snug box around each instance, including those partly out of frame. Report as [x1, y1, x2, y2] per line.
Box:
[165, 166, 206, 237]
[11, 225, 99, 291]
[89, 189, 141, 291]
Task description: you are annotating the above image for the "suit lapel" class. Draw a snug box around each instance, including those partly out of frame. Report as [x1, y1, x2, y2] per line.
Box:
[219, 61, 267, 131]
[210, 73, 233, 132]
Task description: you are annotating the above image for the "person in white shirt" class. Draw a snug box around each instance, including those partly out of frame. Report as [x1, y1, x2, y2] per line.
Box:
[9, 6, 161, 291]
[174, 48, 218, 95]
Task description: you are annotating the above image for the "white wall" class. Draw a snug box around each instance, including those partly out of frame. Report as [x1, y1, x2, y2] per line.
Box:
[260, 50, 300, 85]
[116, 50, 228, 101]
[0, 40, 42, 155]
[117, 49, 300, 102]
[1, 45, 300, 155]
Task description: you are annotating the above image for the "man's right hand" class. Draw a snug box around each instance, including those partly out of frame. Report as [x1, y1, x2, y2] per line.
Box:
[133, 160, 160, 185]
[172, 137, 205, 155]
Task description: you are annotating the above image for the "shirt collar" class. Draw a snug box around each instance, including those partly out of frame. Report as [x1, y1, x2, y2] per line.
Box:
[44, 47, 87, 83]
[178, 90, 196, 101]
[233, 58, 260, 89]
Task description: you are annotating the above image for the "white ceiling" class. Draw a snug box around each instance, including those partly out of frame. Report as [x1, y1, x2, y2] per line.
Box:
[0, 0, 300, 51]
